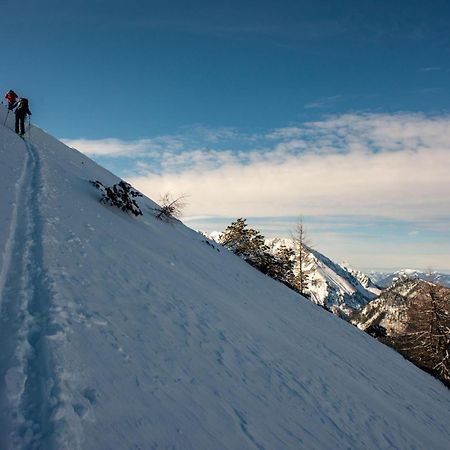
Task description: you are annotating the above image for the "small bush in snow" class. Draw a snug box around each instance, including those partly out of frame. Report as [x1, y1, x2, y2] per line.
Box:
[91, 180, 143, 216]
[155, 193, 187, 221]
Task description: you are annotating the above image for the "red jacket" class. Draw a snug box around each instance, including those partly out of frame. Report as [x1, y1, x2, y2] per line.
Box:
[5, 91, 18, 104]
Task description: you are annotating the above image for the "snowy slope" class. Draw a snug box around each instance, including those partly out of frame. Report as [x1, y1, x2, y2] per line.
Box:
[1, 108, 450, 450]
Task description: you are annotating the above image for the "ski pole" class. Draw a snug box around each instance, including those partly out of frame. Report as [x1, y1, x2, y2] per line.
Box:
[27, 115, 31, 139]
[3, 109, 9, 126]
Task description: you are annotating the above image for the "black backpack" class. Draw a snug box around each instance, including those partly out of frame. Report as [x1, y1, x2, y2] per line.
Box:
[17, 98, 29, 110]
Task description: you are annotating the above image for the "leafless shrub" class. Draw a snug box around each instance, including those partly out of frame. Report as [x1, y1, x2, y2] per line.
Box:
[155, 193, 187, 220]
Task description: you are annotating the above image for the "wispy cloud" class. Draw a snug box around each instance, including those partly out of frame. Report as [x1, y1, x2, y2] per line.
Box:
[304, 95, 342, 109]
[62, 136, 184, 157]
[419, 67, 441, 72]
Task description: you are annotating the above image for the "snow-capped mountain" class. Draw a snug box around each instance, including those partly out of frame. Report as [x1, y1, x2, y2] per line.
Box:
[341, 262, 381, 292]
[1, 107, 450, 449]
[369, 269, 450, 288]
[306, 247, 381, 316]
[351, 278, 450, 387]
[268, 238, 380, 317]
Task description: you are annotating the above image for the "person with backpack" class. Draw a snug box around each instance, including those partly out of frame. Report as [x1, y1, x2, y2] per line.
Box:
[15, 98, 32, 137]
[4, 90, 18, 110]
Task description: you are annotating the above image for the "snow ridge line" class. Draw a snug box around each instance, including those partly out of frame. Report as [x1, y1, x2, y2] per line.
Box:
[0, 140, 58, 450]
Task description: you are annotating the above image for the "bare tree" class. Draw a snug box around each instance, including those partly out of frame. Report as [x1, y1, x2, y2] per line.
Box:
[428, 285, 450, 384]
[291, 217, 312, 297]
[155, 193, 187, 220]
[400, 281, 450, 387]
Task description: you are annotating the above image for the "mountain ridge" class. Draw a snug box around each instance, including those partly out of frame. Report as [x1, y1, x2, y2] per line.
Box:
[370, 269, 450, 288]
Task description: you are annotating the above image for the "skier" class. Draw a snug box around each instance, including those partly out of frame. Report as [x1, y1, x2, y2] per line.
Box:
[15, 97, 32, 137]
[4, 90, 18, 110]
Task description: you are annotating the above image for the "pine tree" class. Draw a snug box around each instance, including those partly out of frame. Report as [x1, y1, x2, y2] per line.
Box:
[219, 218, 275, 274]
[219, 218, 264, 260]
[219, 220, 298, 291]
[273, 245, 296, 288]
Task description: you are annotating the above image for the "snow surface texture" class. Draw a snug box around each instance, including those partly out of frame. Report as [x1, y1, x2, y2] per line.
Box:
[1, 107, 450, 449]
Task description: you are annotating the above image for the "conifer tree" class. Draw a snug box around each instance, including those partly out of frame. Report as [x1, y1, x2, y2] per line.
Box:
[273, 245, 296, 288]
[219, 219, 297, 290]
[219, 218, 267, 264]
[219, 218, 279, 274]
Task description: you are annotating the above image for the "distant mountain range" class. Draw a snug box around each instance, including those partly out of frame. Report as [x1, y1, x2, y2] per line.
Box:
[369, 269, 450, 288]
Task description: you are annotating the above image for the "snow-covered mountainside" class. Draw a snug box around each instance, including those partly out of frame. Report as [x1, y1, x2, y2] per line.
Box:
[340, 262, 381, 292]
[351, 278, 450, 387]
[1, 107, 450, 450]
[269, 238, 380, 317]
[306, 247, 381, 315]
[370, 269, 450, 288]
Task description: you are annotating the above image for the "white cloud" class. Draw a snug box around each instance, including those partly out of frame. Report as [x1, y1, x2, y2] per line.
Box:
[129, 144, 450, 222]
[64, 113, 450, 229]
[121, 113, 450, 226]
[62, 136, 184, 157]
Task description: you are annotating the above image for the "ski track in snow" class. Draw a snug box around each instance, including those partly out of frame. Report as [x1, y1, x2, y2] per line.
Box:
[0, 139, 29, 309]
[0, 138, 58, 449]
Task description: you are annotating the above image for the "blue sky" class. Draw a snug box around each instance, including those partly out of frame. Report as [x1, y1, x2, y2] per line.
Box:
[2, 0, 450, 271]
